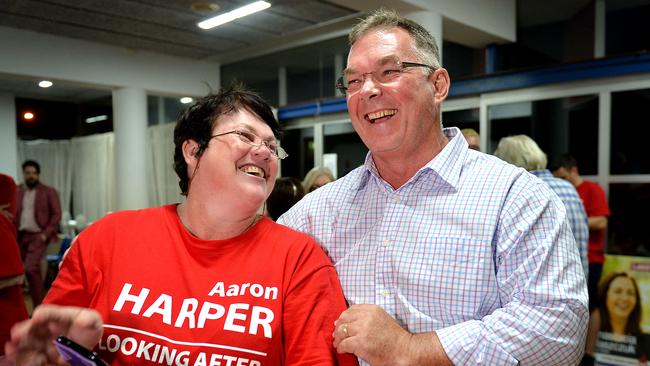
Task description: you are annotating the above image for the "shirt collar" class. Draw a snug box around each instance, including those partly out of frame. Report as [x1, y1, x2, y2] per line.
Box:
[530, 169, 553, 179]
[358, 127, 467, 191]
[423, 127, 466, 190]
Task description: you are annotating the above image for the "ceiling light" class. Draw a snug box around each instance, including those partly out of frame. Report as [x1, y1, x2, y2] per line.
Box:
[24, 112, 34, 120]
[85, 115, 108, 123]
[180, 97, 194, 104]
[198, 1, 271, 30]
[38, 80, 53, 88]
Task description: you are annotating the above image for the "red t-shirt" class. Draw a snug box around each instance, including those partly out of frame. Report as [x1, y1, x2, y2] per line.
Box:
[0, 173, 23, 278]
[576, 180, 610, 263]
[0, 173, 28, 355]
[46, 205, 357, 366]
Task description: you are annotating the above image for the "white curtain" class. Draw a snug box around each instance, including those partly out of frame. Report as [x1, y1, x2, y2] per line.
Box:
[16, 123, 182, 225]
[70, 132, 115, 224]
[17, 139, 73, 219]
[149, 123, 184, 206]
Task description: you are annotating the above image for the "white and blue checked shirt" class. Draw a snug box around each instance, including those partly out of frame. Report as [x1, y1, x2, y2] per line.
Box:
[279, 127, 588, 365]
[530, 169, 589, 277]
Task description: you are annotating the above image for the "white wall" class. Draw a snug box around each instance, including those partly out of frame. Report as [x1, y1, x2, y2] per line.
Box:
[0, 26, 222, 209]
[0, 93, 18, 179]
[0, 26, 220, 96]
[411, 0, 516, 43]
[328, 0, 516, 47]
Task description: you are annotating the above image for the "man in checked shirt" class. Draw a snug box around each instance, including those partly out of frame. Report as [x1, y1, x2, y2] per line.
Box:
[278, 8, 589, 366]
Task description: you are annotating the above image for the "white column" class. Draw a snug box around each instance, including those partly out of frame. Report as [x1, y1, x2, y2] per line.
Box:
[112, 87, 149, 211]
[314, 123, 324, 168]
[594, 0, 606, 58]
[479, 96, 488, 153]
[598, 91, 611, 196]
[157, 96, 165, 125]
[278, 66, 287, 106]
[0, 93, 18, 179]
[334, 53, 344, 96]
[406, 10, 444, 63]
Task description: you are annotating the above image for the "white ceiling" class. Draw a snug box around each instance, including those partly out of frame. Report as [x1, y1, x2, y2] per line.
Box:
[0, 0, 357, 60]
[0, 0, 358, 102]
[0, 0, 624, 102]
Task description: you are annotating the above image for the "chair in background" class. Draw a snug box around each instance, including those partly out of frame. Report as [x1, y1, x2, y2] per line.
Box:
[44, 236, 72, 289]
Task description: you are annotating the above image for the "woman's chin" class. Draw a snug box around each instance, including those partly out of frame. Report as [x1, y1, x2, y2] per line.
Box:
[241, 195, 266, 213]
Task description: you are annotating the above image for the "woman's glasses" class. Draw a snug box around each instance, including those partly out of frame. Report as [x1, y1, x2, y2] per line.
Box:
[211, 130, 288, 160]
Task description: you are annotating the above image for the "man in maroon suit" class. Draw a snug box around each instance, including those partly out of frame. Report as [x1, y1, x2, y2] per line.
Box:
[16, 160, 61, 307]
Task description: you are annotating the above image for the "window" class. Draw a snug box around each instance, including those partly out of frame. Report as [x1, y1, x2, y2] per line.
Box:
[494, 0, 595, 71]
[323, 123, 367, 178]
[488, 95, 598, 174]
[610, 88, 650, 174]
[443, 41, 485, 79]
[287, 63, 335, 104]
[606, 0, 650, 57]
[147, 96, 187, 126]
[221, 36, 348, 108]
[443, 108, 479, 132]
[280, 127, 314, 180]
[221, 57, 279, 107]
[608, 183, 650, 256]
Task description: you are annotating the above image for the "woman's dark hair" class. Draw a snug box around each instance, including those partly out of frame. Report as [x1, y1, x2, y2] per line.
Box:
[173, 83, 281, 196]
[598, 272, 643, 336]
[266, 177, 304, 221]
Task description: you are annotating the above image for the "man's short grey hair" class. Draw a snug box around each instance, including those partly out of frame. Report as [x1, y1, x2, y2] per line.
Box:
[349, 8, 441, 70]
[494, 135, 548, 172]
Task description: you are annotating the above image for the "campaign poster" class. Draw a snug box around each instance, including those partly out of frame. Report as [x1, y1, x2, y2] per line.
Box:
[595, 255, 650, 366]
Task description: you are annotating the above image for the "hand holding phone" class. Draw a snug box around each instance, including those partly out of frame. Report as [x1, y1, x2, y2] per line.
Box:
[55, 336, 108, 366]
[5, 306, 104, 365]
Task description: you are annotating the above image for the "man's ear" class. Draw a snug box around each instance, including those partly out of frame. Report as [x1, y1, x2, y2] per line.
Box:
[431, 68, 450, 103]
[182, 140, 200, 167]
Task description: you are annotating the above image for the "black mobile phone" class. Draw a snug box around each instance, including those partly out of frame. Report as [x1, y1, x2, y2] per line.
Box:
[54, 336, 108, 366]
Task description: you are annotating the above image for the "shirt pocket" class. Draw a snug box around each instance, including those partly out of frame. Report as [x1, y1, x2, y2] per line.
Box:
[394, 236, 498, 325]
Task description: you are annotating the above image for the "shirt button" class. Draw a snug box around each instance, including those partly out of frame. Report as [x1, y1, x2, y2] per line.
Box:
[393, 195, 400, 203]
[381, 289, 390, 298]
[382, 239, 390, 247]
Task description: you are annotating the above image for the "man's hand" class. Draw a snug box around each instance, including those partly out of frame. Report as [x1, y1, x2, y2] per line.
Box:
[0, 204, 12, 220]
[333, 304, 410, 365]
[333, 304, 452, 366]
[4, 304, 103, 366]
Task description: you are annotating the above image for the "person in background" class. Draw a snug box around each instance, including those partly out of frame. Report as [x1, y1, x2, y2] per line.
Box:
[494, 134, 589, 276]
[460, 128, 480, 150]
[552, 153, 611, 366]
[599, 273, 642, 336]
[279, 9, 587, 366]
[302, 166, 335, 193]
[6, 85, 358, 366]
[16, 160, 61, 307]
[0, 173, 29, 360]
[595, 272, 649, 362]
[266, 177, 304, 221]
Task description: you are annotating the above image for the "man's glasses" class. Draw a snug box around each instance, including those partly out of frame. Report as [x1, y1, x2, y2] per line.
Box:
[336, 58, 437, 94]
[211, 130, 288, 160]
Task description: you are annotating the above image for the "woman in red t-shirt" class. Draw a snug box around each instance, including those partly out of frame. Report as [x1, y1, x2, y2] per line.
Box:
[6, 85, 357, 366]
